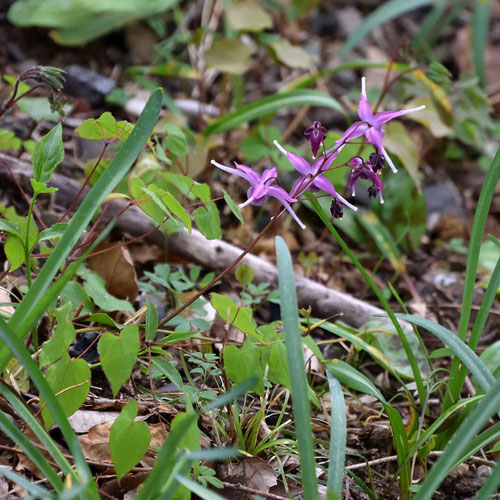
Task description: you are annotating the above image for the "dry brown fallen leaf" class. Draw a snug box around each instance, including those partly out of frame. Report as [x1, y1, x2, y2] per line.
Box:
[218, 457, 278, 499]
[87, 242, 138, 303]
[78, 422, 113, 464]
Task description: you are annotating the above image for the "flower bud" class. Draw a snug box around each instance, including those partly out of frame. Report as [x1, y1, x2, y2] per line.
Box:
[330, 199, 344, 219]
[304, 121, 327, 158]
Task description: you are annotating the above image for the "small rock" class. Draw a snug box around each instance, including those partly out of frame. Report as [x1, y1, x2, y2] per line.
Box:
[63, 65, 116, 107]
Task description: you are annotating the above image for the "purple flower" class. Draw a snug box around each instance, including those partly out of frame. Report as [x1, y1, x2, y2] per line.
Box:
[211, 160, 305, 229]
[333, 77, 425, 173]
[304, 121, 327, 159]
[273, 140, 357, 214]
[347, 157, 385, 203]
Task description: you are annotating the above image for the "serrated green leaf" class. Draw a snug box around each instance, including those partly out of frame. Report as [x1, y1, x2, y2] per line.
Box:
[110, 400, 150, 482]
[98, 325, 140, 396]
[40, 302, 75, 366]
[30, 179, 58, 195]
[222, 189, 244, 224]
[32, 123, 64, 184]
[193, 201, 221, 240]
[224, 341, 264, 396]
[41, 353, 90, 428]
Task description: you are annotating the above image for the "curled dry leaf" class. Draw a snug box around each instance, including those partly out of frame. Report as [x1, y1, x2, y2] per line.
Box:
[78, 422, 113, 464]
[218, 458, 277, 499]
[87, 242, 138, 303]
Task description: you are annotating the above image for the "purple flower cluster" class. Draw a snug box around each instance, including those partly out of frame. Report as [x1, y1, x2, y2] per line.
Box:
[212, 78, 424, 228]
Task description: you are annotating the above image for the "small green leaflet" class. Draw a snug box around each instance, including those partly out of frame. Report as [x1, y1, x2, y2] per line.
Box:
[211, 293, 258, 337]
[193, 201, 221, 240]
[76, 112, 132, 141]
[98, 325, 140, 396]
[224, 341, 264, 396]
[222, 189, 244, 224]
[267, 341, 290, 388]
[32, 123, 64, 184]
[235, 264, 254, 286]
[41, 353, 90, 429]
[110, 400, 151, 482]
[40, 302, 75, 366]
[4, 235, 24, 271]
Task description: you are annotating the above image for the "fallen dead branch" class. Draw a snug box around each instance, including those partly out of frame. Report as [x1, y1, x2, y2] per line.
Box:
[1, 154, 398, 329]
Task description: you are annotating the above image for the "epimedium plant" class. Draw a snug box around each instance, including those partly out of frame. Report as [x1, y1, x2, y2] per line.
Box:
[0, 60, 499, 500]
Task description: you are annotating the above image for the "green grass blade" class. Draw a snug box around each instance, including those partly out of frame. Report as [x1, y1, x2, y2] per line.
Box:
[474, 450, 500, 499]
[325, 359, 387, 404]
[203, 90, 344, 136]
[275, 236, 318, 500]
[0, 410, 63, 491]
[340, 0, 435, 56]
[386, 406, 411, 500]
[469, 254, 500, 352]
[0, 318, 98, 498]
[326, 372, 346, 499]
[310, 198, 425, 405]
[413, 0, 472, 52]
[2, 89, 162, 371]
[414, 375, 500, 500]
[0, 466, 55, 499]
[446, 147, 500, 406]
[0, 382, 74, 475]
[205, 377, 257, 411]
[174, 474, 226, 500]
[395, 313, 495, 393]
[136, 414, 197, 499]
[472, 0, 493, 87]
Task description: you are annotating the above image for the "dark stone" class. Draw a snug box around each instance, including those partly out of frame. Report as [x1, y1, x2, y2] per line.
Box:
[63, 65, 116, 106]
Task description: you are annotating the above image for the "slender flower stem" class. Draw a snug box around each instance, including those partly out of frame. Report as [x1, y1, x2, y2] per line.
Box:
[157, 213, 279, 329]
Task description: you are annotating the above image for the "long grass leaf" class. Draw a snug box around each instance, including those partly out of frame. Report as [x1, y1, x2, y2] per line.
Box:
[0, 382, 73, 476]
[472, 0, 493, 87]
[0, 410, 63, 491]
[204, 90, 344, 136]
[325, 359, 387, 404]
[0, 318, 98, 498]
[326, 372, 346, 499]
[413, 375, 500, 499]
[136, 414, 197, 499]
[475, 452, 500, 499]
[446, 147, 500, 406]
[395, 314, 495, 393]
[275, 236, 318, 500]
[175, 474, 226, 500]
[310, 198, 425, 405]
[1, 89, 162, 371]
[341, 0, 435, 56]
[0, 466, 54, 499]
